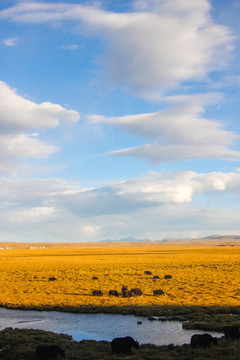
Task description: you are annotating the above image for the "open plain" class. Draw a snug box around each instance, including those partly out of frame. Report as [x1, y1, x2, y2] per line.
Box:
[0, 240, 240, 359]
[0, 240, 239, 310]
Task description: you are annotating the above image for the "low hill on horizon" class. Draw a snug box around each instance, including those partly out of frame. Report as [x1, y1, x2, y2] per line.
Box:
[0, 235, 240, 249]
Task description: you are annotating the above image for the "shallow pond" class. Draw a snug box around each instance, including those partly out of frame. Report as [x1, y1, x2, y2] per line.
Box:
[0, 308, 221, 346]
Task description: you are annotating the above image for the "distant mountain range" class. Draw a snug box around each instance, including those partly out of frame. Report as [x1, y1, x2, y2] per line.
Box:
[0, 235, 239, 249]
[204, 235, 240, 240]
[102, 235, 240, 244]
[102, 237, 152, 243]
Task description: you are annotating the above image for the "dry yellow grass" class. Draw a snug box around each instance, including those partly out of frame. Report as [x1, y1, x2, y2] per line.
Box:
[0, 242, 239, 309]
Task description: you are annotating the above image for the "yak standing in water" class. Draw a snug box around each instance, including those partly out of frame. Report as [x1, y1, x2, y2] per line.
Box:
[111, 336, 139, 355]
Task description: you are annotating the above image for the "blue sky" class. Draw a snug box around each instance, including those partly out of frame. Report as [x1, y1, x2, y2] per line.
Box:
[0, 0, 240, 242]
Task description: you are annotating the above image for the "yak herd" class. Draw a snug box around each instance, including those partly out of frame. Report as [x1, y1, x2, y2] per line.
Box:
[92, 285, 157, 297]
[34, 272, 239, 358]
[91, 271, 168, 298]
[49, 271, 168, 298]
[34, 325, 240, 358]
[190, 326, 240, 348]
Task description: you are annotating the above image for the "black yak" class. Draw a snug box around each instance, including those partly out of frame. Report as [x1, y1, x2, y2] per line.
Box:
[191, 333, 218, 348]
[224, 325, 240, 340]
[144, 271, 152, 275]
[92, 290, 103, 296]
[164, 275, 172, 279]
[130, 288, 143, 296]
[111, 336, 139, 355]
[108, 290, 119, 297]
[122, 290, 132, 297]
[153, 289, 165, 296]
[121, 285, 128, 293]
[36, 345, 65, 359]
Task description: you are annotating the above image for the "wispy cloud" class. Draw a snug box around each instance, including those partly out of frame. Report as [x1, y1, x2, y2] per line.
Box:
[61, 44, 79, 50]
[88, 93, 240, 163]
[0, 0, 234, 99]
[2, 36, 18, 47]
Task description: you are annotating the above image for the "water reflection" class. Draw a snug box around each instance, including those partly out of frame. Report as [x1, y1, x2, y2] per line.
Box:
[0, 308, 221, 346]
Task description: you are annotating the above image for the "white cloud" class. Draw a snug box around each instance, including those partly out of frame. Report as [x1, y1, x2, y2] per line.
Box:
[0, 132, 58, 175]
[0, 176, 77, 203]
[0, 0, 234, 99]
[0, 81, 80, 133]
[112, 144, 240, 163]
[45, 171, 240, 217]
[82, 224, 102, 236]
[0, 132, 58, 159]
[0, 81, 80, 175]
[0, 136, 57, 175]
[0, 170, 240, 241]
[61, 44, 79, 50]
[89, 94, 234, 145]
[4, 170, 240, 215]
[2, 37, 18, 46]
[11, 206, 57, 223]
[89, 93, 240, 163]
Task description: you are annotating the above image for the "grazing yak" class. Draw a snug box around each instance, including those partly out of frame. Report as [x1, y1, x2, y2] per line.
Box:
[153, 275, 160, 279]
[191, 333, 218, 348]
[111, 336, 139, 355]
[153, 289, 165, 296]
[144, 271, 152, 275]
[122, 290, 132, 298]
[130, 288, 143, 296]
[121, 285, 132, 297]
[108, 290, 119, 297]
[224, 325, 240, 340]
[121, 285, 128, 293]
[164, 275, 172, 279]
[92, 276, 98, 280]
[92, 290, 103, 296]
[48, 277, 57, 282]
[36, 345, 65, 359]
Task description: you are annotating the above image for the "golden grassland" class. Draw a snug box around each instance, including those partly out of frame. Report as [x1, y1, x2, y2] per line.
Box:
[0, 241, 239, 311]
